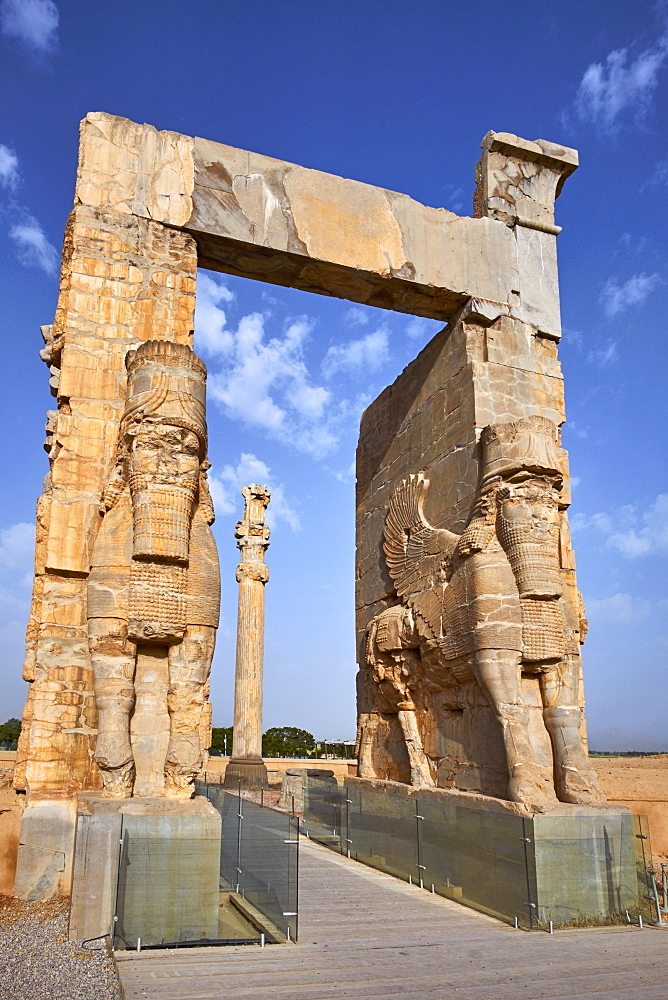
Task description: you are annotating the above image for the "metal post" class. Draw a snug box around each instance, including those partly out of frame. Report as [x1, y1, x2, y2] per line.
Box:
[235, 786, 243, 894]
[415, 800, 425, 889]
[520, 817, 535, 931]
[650, 870, 663, 925]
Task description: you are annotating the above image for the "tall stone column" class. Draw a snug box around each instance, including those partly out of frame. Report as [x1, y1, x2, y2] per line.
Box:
[224, 485, 271, 789]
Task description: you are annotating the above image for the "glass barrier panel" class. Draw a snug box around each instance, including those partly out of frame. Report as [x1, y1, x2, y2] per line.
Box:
[531, 810, 652, 928]
[345, 780, 418, 883]
[303, 776, 345, 852]
[198, 783, 299, 943]
[416, 789, 534, 928]
[631, 813, 658, 925]
[113, 812, 224, 949]
[237, 796, 299, 942]
[201, 784, 243, 892]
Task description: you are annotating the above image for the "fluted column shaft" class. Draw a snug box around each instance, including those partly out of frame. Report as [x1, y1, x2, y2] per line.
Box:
[226, 485, 270, 785]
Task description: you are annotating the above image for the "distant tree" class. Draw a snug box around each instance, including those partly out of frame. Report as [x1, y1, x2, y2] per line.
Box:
[210, 726, 233, 755]
[262, 727, 315, 758]
[0, 718, 21, 746]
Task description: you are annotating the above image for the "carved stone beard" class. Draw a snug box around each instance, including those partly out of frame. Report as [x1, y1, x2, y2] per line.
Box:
[495, 477, 565, 664]
[126, 420, 201, 643]
[130, 473, 197, 564]
[495, 478, 562, 599]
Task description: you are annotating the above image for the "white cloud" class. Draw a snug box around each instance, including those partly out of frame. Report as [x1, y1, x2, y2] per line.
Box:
[10, 214, 57, 274]
[0, 521, 35, 586]
[587, 339, 618, 366]
[405, 317, 432, 342]
[443, 182, 465, 214]
[193, 272, 234, 355]
[0, 144, 19, 190]
[334, 457, 356, 483]
[209, 452, 301, 532]
[344, 306, 370, 327]
[585, 592, 651, 624]
[572, 494, 668, 559]
[644, 158, 668, 189]
[1, 0, 58, 52]
[322, 326, 390, 378]
[574, 34, 668, 134]
[205, 308, 338, 458]
[599, 272, 660, 319]
[563, 326, 584, 350]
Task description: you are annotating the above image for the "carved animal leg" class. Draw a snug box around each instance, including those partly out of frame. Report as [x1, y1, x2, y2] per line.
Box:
[356, 713, 378, 778]
[473, 649, 557, 811]
[397, 708, 434, 788]
[88, 617, 136, 798]
[165, 625, 215, 798]
[541, 661, 604, 805]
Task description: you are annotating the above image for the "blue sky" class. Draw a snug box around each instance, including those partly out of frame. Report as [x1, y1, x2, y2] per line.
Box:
[0, 0, 666, 748]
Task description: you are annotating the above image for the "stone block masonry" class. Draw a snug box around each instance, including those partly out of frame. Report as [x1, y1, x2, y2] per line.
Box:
[13, 113, 593, 899]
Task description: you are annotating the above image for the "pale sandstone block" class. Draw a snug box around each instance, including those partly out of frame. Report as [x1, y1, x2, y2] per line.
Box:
[76, 113, 194, 226]
[45, 497, 101, 574]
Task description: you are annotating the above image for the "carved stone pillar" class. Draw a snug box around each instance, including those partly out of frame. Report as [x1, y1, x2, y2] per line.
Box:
[224, 485, 271, 789]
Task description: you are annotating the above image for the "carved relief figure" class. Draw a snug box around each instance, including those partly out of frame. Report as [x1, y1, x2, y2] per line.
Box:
[87, 340, 220, 798]
[358, 416, 602, 812]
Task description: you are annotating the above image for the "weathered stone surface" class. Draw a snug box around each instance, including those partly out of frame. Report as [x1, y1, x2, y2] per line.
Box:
[13, 795, 77, 899]
[70, 114, 576, 337]
[15, 114, 591, 895]
[356, 307, 602, 813]
[76, 112, 195, 225]
[17, 205, 199, 797]
[88, 340, 220, 799]
[226, 486, 271, 788]
[0, 788, 24, 894]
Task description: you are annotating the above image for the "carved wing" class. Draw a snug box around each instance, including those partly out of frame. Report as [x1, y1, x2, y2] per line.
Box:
[383, 474, 458, 641]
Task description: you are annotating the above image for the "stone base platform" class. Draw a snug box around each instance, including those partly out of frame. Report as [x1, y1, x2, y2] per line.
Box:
[68, 795, 221, 947]
[303, 776, 652, 928]
[223, 756, 268, 789]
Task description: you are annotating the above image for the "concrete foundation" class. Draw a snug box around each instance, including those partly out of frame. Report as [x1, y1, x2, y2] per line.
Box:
[68, 795, 221, 947]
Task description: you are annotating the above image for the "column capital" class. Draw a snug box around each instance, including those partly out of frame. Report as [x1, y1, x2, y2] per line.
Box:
[474, 131, 578, 235]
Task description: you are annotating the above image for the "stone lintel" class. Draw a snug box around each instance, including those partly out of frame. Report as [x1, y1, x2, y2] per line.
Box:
[75, 113, 577, 331]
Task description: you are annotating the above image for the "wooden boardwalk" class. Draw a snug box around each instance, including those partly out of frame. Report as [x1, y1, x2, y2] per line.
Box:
[116, 837, 667, 999]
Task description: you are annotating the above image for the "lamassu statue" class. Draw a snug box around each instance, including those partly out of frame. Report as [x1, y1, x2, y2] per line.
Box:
[358, 416, 603, 812]
[87, 340, 220, 798]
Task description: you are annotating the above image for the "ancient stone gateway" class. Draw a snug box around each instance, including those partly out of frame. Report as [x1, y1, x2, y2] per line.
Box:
[14, 113, 599, 896]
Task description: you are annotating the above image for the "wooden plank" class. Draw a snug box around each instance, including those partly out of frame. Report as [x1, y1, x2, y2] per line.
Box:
[118, 839, 668, 1000]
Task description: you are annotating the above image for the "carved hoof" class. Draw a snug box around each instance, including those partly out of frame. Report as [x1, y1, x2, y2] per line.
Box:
[95, 734, 134, 771]
[508, 763, 558, 813]
[100, 761, 135, 799]
[557, 768, 606, 806]
[164, 735, 200, 798]
[164, 765, 196, 799]
[95, 735, 135, 798]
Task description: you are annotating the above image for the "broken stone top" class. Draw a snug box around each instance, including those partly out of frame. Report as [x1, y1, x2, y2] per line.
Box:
[480, 132, 578, 181]
[74, 112, 578, 336]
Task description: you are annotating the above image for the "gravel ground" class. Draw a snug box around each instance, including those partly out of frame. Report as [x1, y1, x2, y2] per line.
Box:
[0, 895, 121, 1000]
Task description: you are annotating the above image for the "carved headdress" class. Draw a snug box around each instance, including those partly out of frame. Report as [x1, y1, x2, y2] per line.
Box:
[122, 340, 208, 457]
[480, 416, 563, 484]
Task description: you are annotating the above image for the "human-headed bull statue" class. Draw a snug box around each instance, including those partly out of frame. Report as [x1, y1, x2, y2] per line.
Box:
[358, 416, 602, 813]
[87, 340, 220, 798]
